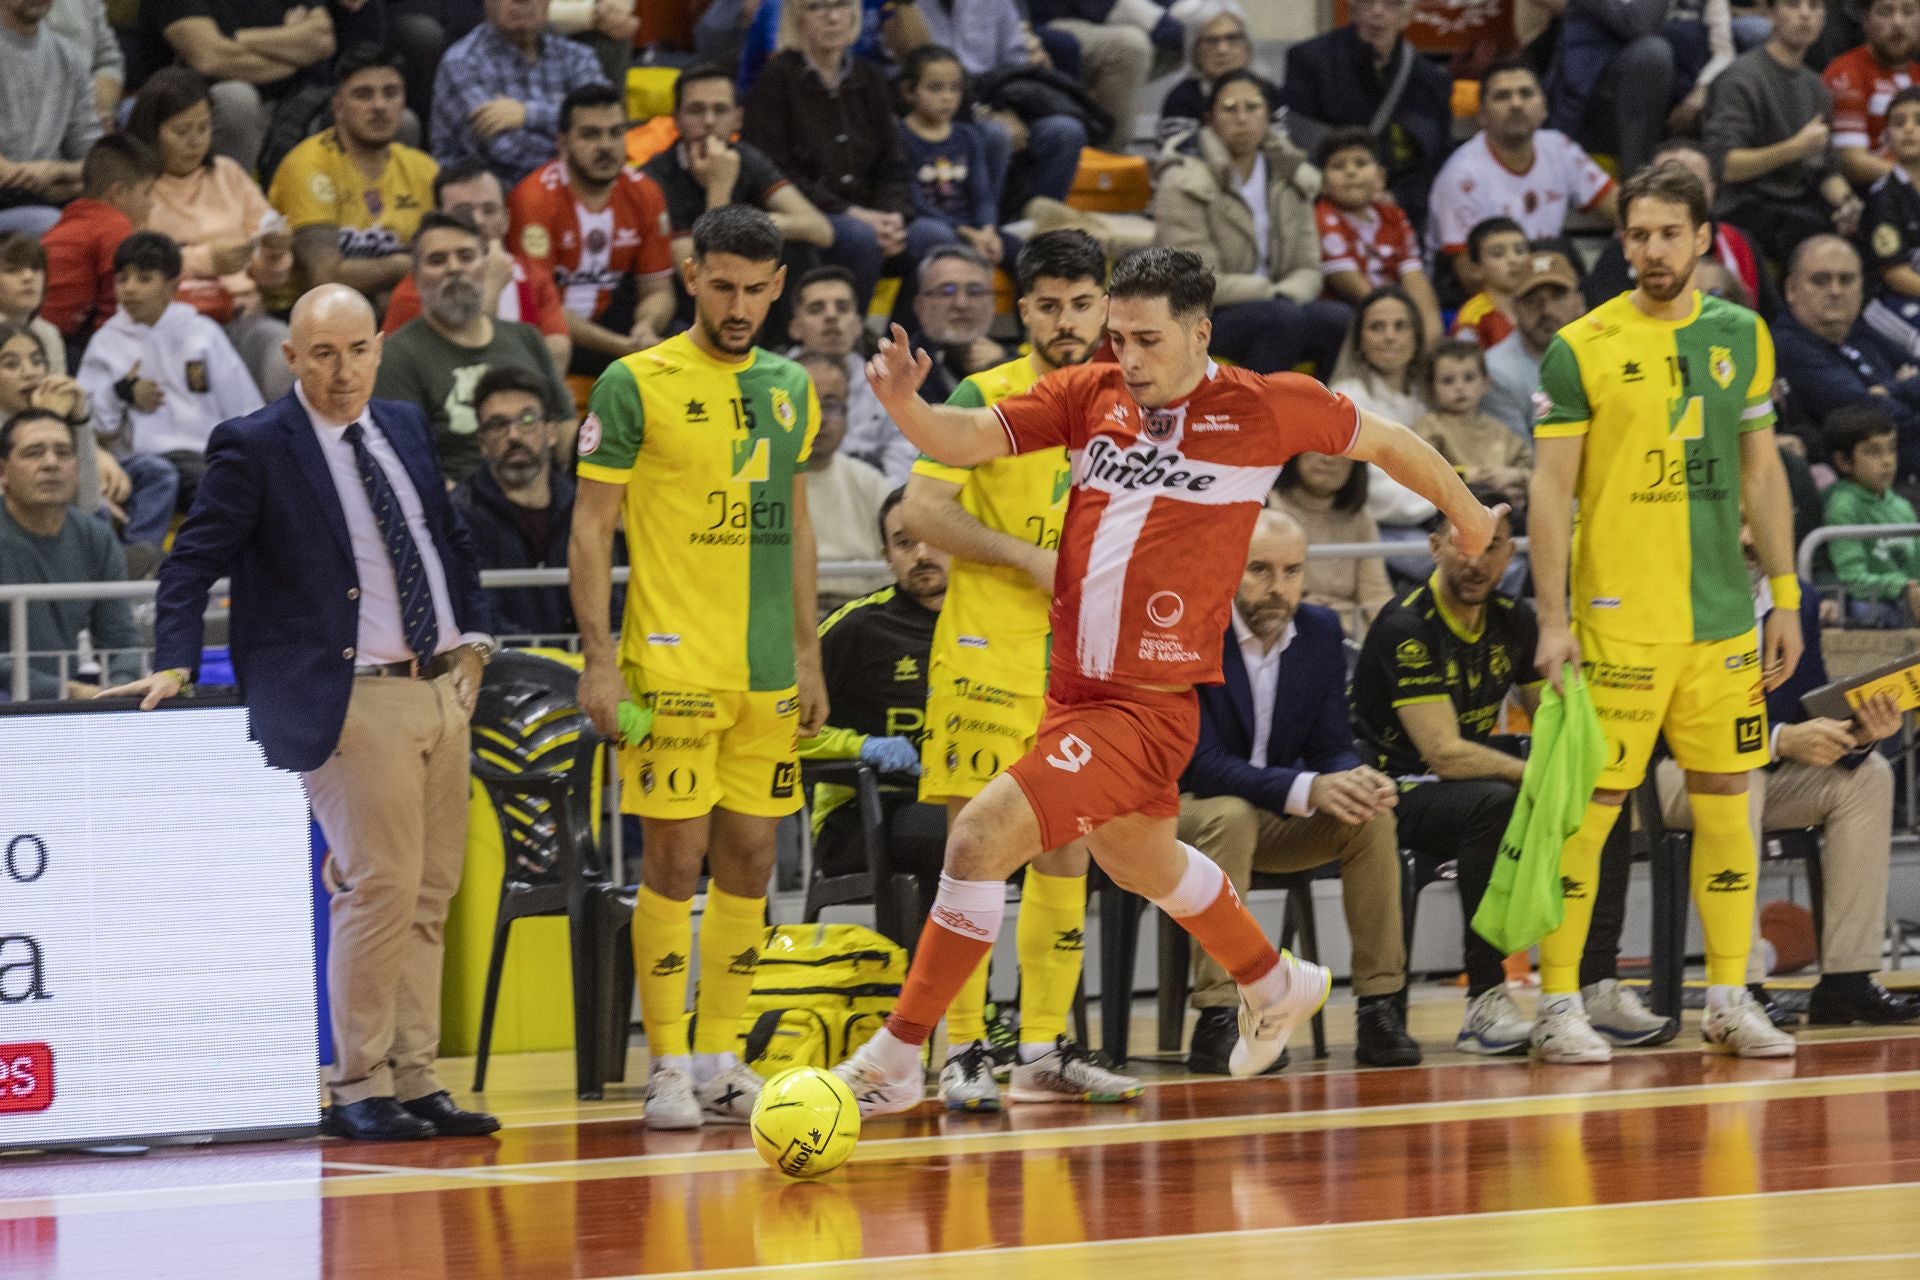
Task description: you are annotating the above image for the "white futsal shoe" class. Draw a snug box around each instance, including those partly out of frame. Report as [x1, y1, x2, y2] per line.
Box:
[1530, 994, 1614, 1064]
[1583, 979, 1680, 1047]
[643, 1065, 703, 1130]
[833, 1041, 927, 1118]
[1007, 1037, 1144, 1103]
[697, 1062, 765, 1123]
[1229, 951, 1332, 1077]
[1455, 985, 1531, 1056]
[1702, 988, 1797, 1058]
[940, 1041, 1003, 1112]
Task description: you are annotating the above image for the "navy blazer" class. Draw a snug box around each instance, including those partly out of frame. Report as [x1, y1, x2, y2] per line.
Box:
[153, 393, 490, 772]
[1183, 603, 1361, 814]
[1769, 577, 1872, 772]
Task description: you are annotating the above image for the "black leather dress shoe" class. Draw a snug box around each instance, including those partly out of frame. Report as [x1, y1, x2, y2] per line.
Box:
[1354, 995, 1423, 1067]
[1808, 976, 1920, 1026]
[321, 1097, 438, 1141]
[1187, 1005, 1289, 1075]
[1748, 983, 1801, 1029]
[402, 1092, 502, 1136]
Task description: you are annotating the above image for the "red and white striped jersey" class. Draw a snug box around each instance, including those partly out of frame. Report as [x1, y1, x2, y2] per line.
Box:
[992, 363, 1359, 687]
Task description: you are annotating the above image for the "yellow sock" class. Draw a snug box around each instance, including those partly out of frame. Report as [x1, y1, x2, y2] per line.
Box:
[634, 884, 694, 1058]
[1537, 800, 1623, 995]
[692, 884, 767, 1054]
[1689, 790, 1757, 988]
[947, 954, 991, 1046]
[1016, 867, 1086, 1046]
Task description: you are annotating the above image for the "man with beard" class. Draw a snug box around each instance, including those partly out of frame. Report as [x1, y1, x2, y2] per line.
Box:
[508, 83, 675, 380]
[1529, 161, 1804, 1063]
[912, 244, 1006, 402]
[271, 46, 440, 301]
[375, 212, 573, 481]
[901, 231, 1141, 1111]
[789, 265, 917, 484]
[795, 352, 891, 605]
[570, 205, 827, 1131]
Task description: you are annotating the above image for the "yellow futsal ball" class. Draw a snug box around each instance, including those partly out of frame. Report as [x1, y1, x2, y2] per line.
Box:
[751, 1066, 861, 1179]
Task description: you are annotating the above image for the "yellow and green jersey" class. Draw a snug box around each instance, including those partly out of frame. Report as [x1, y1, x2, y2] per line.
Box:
[912, 354, 1070, 695]
[579, 331, 820, 690]
[1535, 291, 1775, 645]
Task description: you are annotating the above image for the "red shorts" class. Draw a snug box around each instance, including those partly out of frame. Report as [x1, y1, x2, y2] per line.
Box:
[1004, 670, 1200, 851]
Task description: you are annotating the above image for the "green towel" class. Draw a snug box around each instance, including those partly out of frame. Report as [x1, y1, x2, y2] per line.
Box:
[1471, 667, 1607, 955]
[616, 700, 653, 746]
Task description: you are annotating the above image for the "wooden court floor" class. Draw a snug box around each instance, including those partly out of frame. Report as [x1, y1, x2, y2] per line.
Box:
[4, 996, 1920, 1280]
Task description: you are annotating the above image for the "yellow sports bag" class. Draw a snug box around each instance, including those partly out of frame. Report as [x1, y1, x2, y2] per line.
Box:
[734, 923, 906, 1077]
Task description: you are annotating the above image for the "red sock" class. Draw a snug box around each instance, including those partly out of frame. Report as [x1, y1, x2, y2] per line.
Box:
[885, 912, 997, 1046]
[1178, 873, 1279, 987]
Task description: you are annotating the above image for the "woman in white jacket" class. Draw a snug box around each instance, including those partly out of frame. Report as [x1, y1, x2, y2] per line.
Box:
[1329, 286, 1438, 574]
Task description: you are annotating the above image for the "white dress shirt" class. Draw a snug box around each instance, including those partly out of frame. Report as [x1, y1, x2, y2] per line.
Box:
[1230, 607, 1318, 817]
[297, 383, 484, 666]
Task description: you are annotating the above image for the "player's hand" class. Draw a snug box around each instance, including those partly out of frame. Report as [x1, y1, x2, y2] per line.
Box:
[1309, 766, 1398, 825]
[470, 98, 527, 140]
[865, 323, 933, 410]
[1023, 546, 1058, 595]
[1851, 689, 1904, 746]
[795, 651, 829, 738]
[1534, 621, 1582, 694]
[578, 657, 627, 738]
[97, 669, 185, 710]
[859, 735, 922, 775]
[1777, 718, 1855, 767]
[1761, 602, 1803, 692]
[1448, 500, 1507, 559]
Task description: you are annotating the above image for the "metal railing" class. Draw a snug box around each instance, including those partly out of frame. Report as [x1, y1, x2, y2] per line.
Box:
[1797, 522, 1920, 585]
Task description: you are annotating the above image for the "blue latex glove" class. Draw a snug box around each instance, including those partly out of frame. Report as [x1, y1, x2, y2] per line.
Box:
[859, 735, 923, 775]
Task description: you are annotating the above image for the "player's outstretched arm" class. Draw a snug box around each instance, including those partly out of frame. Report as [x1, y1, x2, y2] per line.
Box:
[570, 476, 629, 737]
[1347, 411, 1501, 553]
[902, 471, 1056, 593]
[866, 323, 1014, 468]
[1741, 427, 1805, 691]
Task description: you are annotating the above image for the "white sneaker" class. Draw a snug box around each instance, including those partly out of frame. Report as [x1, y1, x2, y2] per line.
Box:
[940, 1041, 1002, 1112]
[832, 1043, 926, 1118]
[1456, 986, 1530, 1056]
[1702, 988, 1797, 1058]
[643, 1065, 702, 1130]
[1007, 1037, 1143, 1104]
[1583, 979, 1680, 1047]
[1228, 951, 1332, 1078]
[1530, 995, 1614, 1064]
[697, 1062, 764, 1124]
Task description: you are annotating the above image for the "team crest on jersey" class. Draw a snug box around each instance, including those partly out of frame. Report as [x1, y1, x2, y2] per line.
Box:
[1530, 390, 1554, 423]
[1874, 223, 1902, 259]
[1143, 409, 1178, 443]
[309, 172, 336, 204]
[1709, 346, 1735, 390]
[771, 385, 797, 431]
[578, 412, 602, 455]
[1395, 637, 1430, 668]
[520, 224, 551, 258]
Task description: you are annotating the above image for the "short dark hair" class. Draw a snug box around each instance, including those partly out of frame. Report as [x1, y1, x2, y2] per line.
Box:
[1621, 159, 1711, 229]
[560, 82, 627, 134]
[1479, 55, 1539, 98]
[796, 264, 858, 300]
[0, 230, 45, 273]
[1315, 126, 1380, 170]
[672, 62, 736, 112]
[1276, 453, 1368, 513]
[332, 42, 408, 88]
[125, 67, 213, 164]
[691, 204, 784, 262]
[1824, 403, 1899, 462]
[82, 134, 161, 199]
[1650, 136, 1708, 168]
[0, 408, 69, 460]
[1466, 215, 1525, 263]
[114, 231, 183, 280]
[1206, 68, 1272, 117]
[411, 209, 482, 252]
[1889, 84, 1920, 123]
[472, 364, 551, 418]
[1015, 229, 1106, 296]
[432, 157, 498, 209]
[1109, 246, 1214, 321]
[1425, 336, 1487, 387]
[878, 485, 908, 547]
[898, 44, 964, 96]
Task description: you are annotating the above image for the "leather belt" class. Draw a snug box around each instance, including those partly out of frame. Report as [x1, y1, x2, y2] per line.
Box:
[353, 656, 449, 679]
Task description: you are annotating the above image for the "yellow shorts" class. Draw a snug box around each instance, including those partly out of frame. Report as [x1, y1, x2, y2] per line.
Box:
[618, 669, 802, 819]
[918, 659, 1045, 804]
[1581, 625, 1769, 791]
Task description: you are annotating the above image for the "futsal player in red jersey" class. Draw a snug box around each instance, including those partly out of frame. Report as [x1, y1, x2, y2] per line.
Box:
[833, 248, 1503, 1116]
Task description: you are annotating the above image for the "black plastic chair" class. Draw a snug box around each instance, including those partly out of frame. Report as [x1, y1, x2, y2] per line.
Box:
[798, 760, 927, 953]
[468, 651, 630, 1100]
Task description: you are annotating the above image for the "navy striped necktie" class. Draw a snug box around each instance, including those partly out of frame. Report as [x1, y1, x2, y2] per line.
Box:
[343, 422, 440, 664]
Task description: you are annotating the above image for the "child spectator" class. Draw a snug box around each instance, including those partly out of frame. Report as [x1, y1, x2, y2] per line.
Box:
[78, 233, 264, 542]
[0, 233, 67, 377]
[1449, 216, 1528, 350]
[1314, 127, 1441, 340]
[1268, 451, 1393, 636]
[898, 46, 1004, 270]
[41, 135, 161, 344]
[1859, 86, 1920, 359]
[1822, 403, 1920, 626]
[1415, 337, 1531, 510]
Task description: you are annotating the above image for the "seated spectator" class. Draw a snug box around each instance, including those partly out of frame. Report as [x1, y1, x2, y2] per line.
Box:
[1349, 497, 1543, 1055]
[42, 135, 160, 344]
[429, 0, 609, 187]
[1859, 87, 1920, 356]
[1485, 250, 1590, 438]
[1267, 451, 1392, 635]
[451, 364, 584, 634]
[796, 351, 890, 569]
[0, 408, 141, 700]
[1030, 0, 1165, 144]
[1416, 339, 1531, 511]
[385, 159, 571, 372]
[0, 233, 68, 378]
[373, 211, 574, 480]
[1451, 217, 1528, 349]
[269, 44, 436, 303]
[1152, 73, 1350, 377]
[364, 0, 471, 127]
[1427, 60, 1618, 294]
[508, 84, 675, 378]
[1772, 233, 1920, 473]
[1824, 0, 1919, 189]
[133, 1, 338, 176]
[1706, 0, 1862, 267]
[0, 0, 104, 237]
[1313, 127, 1441, 341]
[0, 321, 109, 525]
[1178, 509, 1418, 1072]
[911, 245, 1006, 404]
[46, 0, 125, 133]
[1279, 0, 1452, 227]
[1820, 403, 1920, 623]
[898, 47, 1006, 270]
[548, 0, 637, 85]
[1330, 288, 1437, 538]
[789, 265, 917, 482]
[1156, 0, 1281, 147]
[77, 232, 264, 546]
[127, 68, 296, 402]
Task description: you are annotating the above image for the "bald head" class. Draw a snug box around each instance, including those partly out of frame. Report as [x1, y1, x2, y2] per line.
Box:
[1786, 234, 1864, 345]
[1238, 507, 1308, 646]
[283, 285, 383, 424]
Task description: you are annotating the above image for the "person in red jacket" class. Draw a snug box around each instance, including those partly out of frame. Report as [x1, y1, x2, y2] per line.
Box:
[42, 136, 161, 344]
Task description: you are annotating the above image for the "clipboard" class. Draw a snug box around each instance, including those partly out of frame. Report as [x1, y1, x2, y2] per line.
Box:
[1800, 648, 1920, 721]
